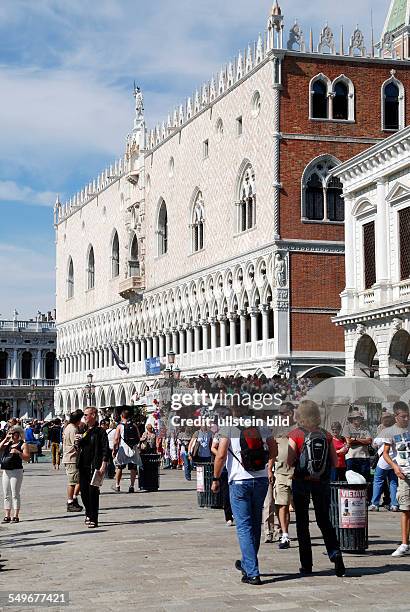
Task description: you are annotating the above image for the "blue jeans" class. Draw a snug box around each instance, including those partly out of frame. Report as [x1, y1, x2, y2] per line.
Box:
[182, 453, 192, 481]
[371, 466, 398, 507]
[229, 477, 269, 578]
[346, 458, 371, 482]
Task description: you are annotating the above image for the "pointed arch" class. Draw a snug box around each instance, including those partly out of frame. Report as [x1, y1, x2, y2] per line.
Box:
[309, 74, 331, 119]
[111, 230, 120, 278]
[301, 155, 343, 222]
[128, 233, 140, 277]
[331, 75, 354, 121]
[86, 245, 95, 290]
[157, 198, 168, 256]
[191, 189, 205, 252]
[236, 161, 256, 232]
[67, 256, 74, 299]
[381, 75, 405, 131]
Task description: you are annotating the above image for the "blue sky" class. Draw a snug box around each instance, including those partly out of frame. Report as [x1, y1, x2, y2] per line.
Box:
[0, 0, 388, 319]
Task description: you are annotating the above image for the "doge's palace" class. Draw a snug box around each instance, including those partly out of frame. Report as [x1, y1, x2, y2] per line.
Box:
[55, 1, 410, 415]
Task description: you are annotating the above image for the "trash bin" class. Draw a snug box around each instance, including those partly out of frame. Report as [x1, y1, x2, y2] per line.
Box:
[329, 482, 369, 552]
[139, 453, 160, 491]
[197, 463, 223, 509]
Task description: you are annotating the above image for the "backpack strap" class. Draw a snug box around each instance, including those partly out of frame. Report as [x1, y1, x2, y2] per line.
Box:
[228, 446, 244, 468]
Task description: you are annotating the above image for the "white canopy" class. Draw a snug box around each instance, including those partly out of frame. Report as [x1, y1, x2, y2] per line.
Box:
[44, 412, 54, 421]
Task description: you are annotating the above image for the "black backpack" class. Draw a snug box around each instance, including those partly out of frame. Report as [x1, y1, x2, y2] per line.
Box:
[298, 428, 330, 479]
[123, 421, 139, 448]
[230, 427, 269, 472]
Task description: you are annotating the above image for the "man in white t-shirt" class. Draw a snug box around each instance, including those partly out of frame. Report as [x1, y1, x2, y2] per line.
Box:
[212, 408, 277, 585]
[382, 402, 410, 558]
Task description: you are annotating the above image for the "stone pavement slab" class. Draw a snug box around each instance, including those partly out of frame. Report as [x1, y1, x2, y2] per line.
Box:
[0, 463, 408, 611]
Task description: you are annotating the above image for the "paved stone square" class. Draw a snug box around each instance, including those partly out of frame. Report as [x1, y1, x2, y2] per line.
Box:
[0, 461, 409, 612]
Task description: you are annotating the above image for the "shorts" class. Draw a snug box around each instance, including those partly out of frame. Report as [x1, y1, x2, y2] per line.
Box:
[397, 476, 410, 511]
[64, 463, 80, 486]
[116, 462, 139, 471]
[274, 473, 293, 507]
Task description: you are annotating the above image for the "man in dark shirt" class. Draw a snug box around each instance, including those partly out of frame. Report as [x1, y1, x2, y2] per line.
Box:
[49, 419, 62, 469]
[77, 407, 109, 528]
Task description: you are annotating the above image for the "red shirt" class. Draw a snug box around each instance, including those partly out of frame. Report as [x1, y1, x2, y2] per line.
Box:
[332, 436, 347, 469]
[288, 428, 333, 456]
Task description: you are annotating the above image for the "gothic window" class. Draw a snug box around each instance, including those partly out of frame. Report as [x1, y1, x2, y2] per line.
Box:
[327, 177, 345, 221]
[383, 82, 399, 130]
[399, 207, 410, 280]
[306, 173, 324, 220]
[111, 231, 120, 278]
[311, 79, 328, 119]
[238, 165, 256, 232]
[67, 257, 74, 299]
[157, 200, 168, 256]
[192, 192, 205, 252]
[382, 76, 405, 131]
[21, 351, 32, 380]
[129, 233, 140, 276]
[302, 156, 343, 222]
[363, 221, 376, 289]
[87, 246, 95, 290]
[0, 351, 7, 379]
[333, 82, 348, 120]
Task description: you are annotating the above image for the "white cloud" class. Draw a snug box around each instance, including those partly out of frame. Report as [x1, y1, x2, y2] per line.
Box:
[0, 243, 55, 318]
[0, 180, 55, 206]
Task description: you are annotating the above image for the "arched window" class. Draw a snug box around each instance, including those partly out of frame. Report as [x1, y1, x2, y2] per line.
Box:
[333, 82, 348, 120]
[192, 192, 205, 252]
[129, 234, 140, 276]
[45, 352, 56, 380]
[311, 79, 328, 119]
[302, 156, 343, 222]
[111, 231, 119, 278]
[21, 351, 32, 380]
[382, 76, 405, 131]
[327, 177, 345, 221]
[87, 246, 95, 290]
[157, 200, 168, 256]
[0, 351, 7, 379]
[67, 257, 74, 299]
[384, 82, 399, 130]
[238, 165, 256, 232]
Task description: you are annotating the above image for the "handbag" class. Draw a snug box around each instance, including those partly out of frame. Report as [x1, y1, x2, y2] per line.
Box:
[1, 453, 16, 470]
[191, 438, 200, 460]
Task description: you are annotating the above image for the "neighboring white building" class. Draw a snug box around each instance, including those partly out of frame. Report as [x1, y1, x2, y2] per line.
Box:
[333, 126, 410, 381]
[0, 312, 58, 419]
[54, 2, 410, 415]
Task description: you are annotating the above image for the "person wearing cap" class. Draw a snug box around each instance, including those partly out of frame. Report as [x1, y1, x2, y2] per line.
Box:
[0, 426, 30, 523]
[343, 410, 372, 482]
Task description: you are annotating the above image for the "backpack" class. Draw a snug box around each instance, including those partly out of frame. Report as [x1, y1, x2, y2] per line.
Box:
[122, 421, 139, 448]
[298, 428, 330, 479]
[230, 427, 269, 472]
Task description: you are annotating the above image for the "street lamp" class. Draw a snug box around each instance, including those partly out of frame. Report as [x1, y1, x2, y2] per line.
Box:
[85, 372, 96, 407]
[27, 383, 37, 419]
[165, 351, 181, 401]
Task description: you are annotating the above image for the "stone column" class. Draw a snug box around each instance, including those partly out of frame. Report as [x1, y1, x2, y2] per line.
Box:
[159, 335, 165, 358]
[261, 305, 270, 356]
[140, 337, 146, 363]
[240, 311, 247, 345]
[179, 328, 185, 355]
[202, 321, 208, 351]
[165, 332, 171, 355]
[194, 324, 200, 352]
[135, 340, 141, 363]
[229, 314, 237, 361]
[249, 308, 258, 358]
[11, 349, 18, 379]
[153, 334, 159, 358]
[130, 341, 135, 363]
[186, 326, 193, 354]
[35, 349, 42, 380]
[374, 178, 390, 304]
[219, 316, 227, 350]
[146, 337, 152, 359]
[172, 329, 178, 354]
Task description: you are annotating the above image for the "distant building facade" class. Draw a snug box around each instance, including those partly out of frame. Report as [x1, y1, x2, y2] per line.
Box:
[0, 312, 58, 419]
[333, 127, 410, 381]
[55, 1, 410, 415]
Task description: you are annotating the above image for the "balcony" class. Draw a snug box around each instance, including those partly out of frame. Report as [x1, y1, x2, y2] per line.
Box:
[119, 275, 145, 300]
[0, 379, 58, 388]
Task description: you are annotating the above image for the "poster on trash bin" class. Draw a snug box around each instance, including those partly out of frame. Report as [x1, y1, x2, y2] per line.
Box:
[339, 488, 367, 528]
[196, 466, 204, 492]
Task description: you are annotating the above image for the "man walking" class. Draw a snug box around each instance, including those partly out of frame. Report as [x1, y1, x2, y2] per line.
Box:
[112, 409, 140, 493]
[212, 407, 277, 585]
[77, 407, 109, 528]
[343, 410, 372, 481]
[382, 401, 410, 557]
[49, 419, 63, 470]
[62, 409, 84, 512]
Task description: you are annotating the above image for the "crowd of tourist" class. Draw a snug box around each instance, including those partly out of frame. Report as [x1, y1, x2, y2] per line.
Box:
[1, 383, 409, 583]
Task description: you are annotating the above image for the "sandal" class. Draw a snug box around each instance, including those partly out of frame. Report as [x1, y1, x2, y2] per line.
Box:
[84, 517, 90, 525]
[12, 517, 19, 523]
[2, 517, 11, 523]
[88, 522, 98, 529]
